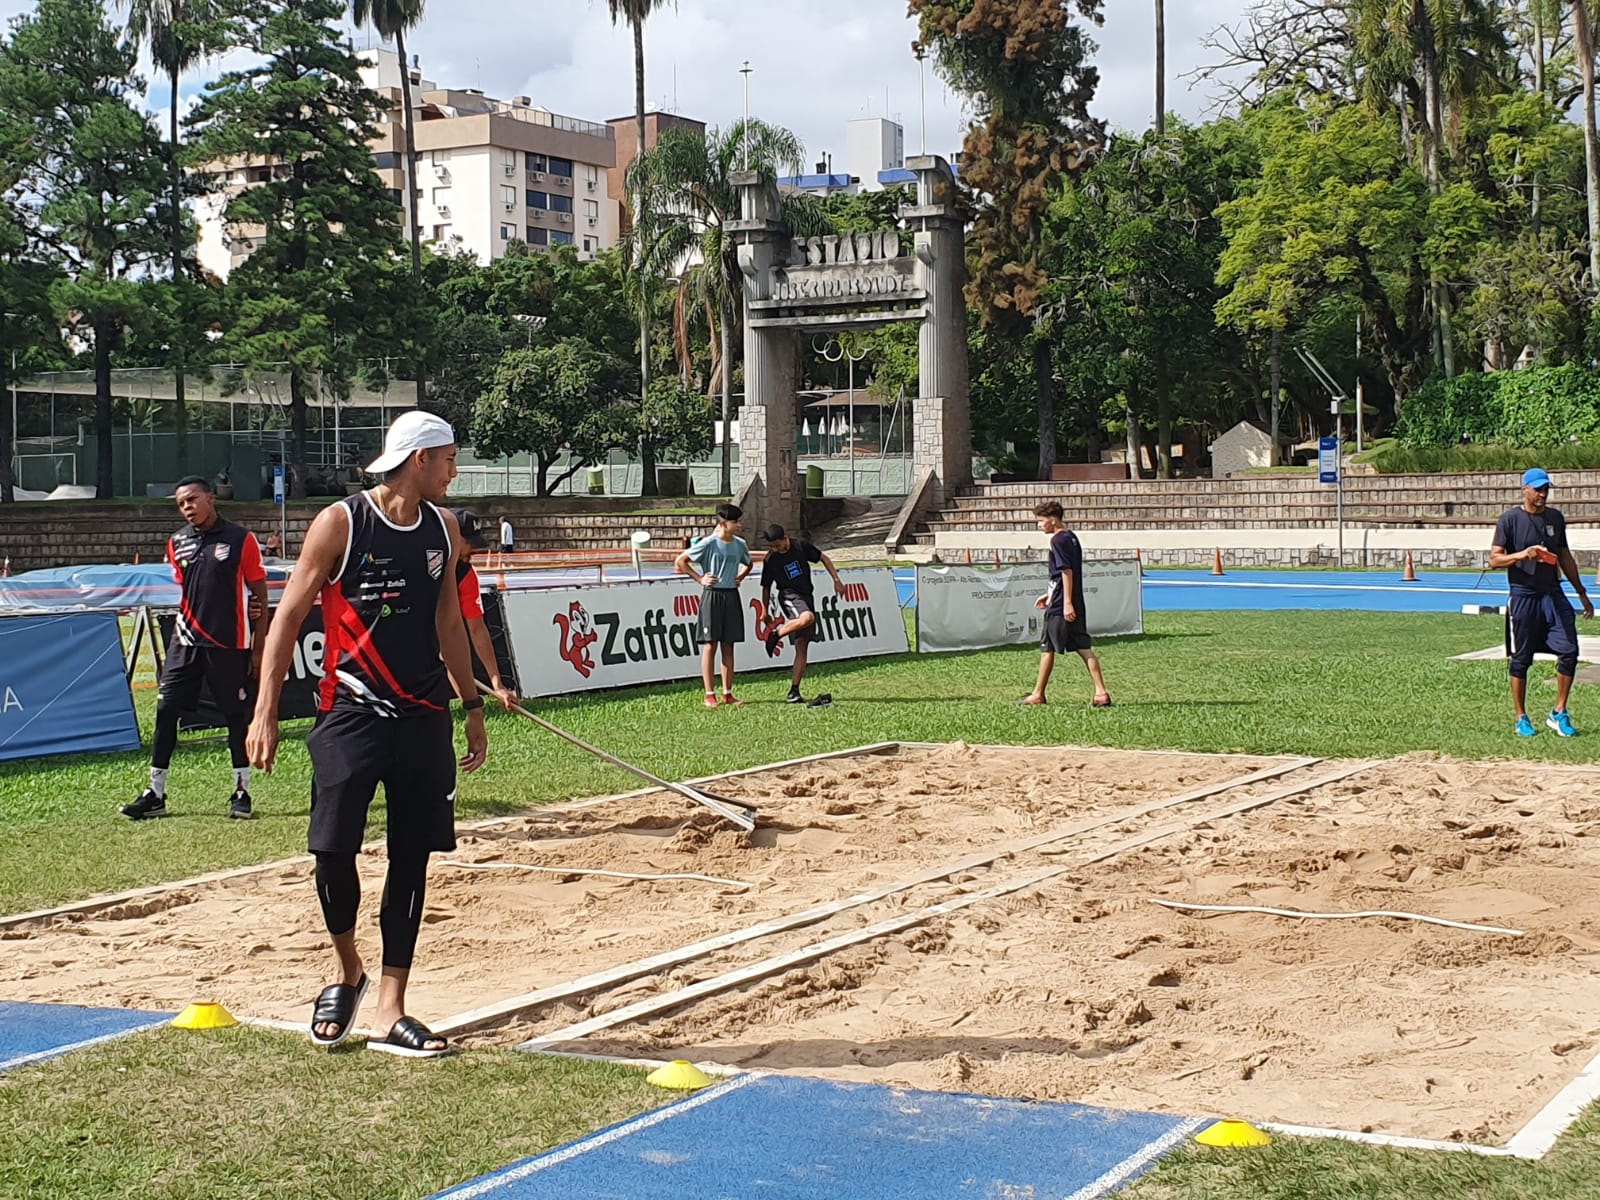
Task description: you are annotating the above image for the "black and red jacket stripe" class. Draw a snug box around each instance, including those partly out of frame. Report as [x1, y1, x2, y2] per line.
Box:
[319, 493, 452, 718]
[167, 519, 266, 650]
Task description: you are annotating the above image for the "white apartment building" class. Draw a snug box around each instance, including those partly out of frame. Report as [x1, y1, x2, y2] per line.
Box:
[845, 117, 906, 191]
[196, 49, 621, 279]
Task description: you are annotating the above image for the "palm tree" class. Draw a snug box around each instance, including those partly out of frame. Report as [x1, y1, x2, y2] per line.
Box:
[351, 0, 426, 405]
[608, 0, 674, 494]
[631, 120, 824, 495]
[121, 0, 219, 471]
[1575, 1, 1600, 290]
[1154, 0, 1165, 137]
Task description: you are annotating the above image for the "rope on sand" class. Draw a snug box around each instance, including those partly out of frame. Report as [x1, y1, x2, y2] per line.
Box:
[1149, 898, 1524, 937]
[438, 859, 750, 890]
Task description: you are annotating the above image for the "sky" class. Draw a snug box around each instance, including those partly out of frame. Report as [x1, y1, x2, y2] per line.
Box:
[0, 0, 1253, 160]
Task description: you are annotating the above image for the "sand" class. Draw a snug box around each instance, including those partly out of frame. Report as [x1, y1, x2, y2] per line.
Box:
[7, 745, 1600, 1144]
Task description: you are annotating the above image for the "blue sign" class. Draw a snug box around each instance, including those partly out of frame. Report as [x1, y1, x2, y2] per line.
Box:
[1318, 436, 1340, 484]
[0, 612, 142, 761]
[272, 464, 286, 505]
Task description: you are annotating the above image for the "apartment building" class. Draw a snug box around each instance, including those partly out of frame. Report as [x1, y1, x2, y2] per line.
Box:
[195, 49, 623, 279]
[606, 110, 707, 233]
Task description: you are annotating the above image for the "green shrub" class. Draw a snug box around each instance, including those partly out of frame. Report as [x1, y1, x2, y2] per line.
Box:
[1368, 440, 1600, 473]
[1396, 365, 1600, 447]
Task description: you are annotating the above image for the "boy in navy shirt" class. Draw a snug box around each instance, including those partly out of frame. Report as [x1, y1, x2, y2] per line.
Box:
[761, 524, 845, 704]
[1020, 500, 1112, 708]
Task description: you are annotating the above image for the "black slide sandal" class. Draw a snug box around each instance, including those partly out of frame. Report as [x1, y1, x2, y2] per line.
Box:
[367, 1016, 450, 1059]
[310, 974, 369, 1048]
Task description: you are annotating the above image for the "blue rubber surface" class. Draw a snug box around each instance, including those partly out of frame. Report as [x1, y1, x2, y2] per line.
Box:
[432, 1073, 1202, 1200]
[1142, 569, 1583, 613]
[0, 1001, 169, 1072]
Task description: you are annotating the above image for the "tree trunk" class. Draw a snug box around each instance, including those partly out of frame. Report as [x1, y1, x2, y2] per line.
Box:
[1124, 390, 1142, 481]
[288, 369, 308, 499]
[0, 330, 14, 503]
[720, 301, 732, 495]
[633, 16, 657, 497]
[95, 323, 113, 499]
[1034, 336, 1056, 479]
[1156, 348, 1172, 478]
[169, 63, 189, 474]
[536, 455, 551, 498]
[1269, 328, 1282, 466]
[1154, 0, 1166, 136]
[1578, 0, 1600, 291]
[396, 28, 426, 408]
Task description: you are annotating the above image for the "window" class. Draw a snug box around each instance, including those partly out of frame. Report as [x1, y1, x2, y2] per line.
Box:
[585, 165, 599, 186]
[432, 223, 451, 242]
[582, 236, 598, 252]
[501, 150, 517, 171]
[526, 190, 548, 210]
[548, 157, 574, 178]
[549, 194, 572, 214]
[550, 230, 573, 246]
[432, 187, 450, 207]
[526, 151, 547, 172]
[385, 188, 403, 208]
[374, 151, 399, 170]
[583, 199, 599, 220]
[501, 185, 517, 208]
[500, 224, 513, 240]
[430, 149, 450, 166]
[525, 226, 549, 246]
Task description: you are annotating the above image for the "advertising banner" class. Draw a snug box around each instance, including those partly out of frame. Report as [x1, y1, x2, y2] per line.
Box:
[503, 568, 907, 696]
[157, 588, 520, 730]
[916, 560, 1143, 654]
[0, 612, 142, 761]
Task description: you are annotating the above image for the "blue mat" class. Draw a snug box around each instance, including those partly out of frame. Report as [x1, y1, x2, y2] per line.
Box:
[433, 1072, 1203, 1200]
[0, 1000, 169, 1073]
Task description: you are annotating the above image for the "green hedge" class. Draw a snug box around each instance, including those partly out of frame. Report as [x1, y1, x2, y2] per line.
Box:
[1367, 441, 1600, 473]
[1395, 365, 1600, 447]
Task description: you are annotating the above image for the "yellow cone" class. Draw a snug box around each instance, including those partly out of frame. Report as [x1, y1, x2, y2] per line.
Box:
[1195, 1120, 1272, 1148]
[645, 1060, 714, 1090]
[171, 1002, 238, 1030]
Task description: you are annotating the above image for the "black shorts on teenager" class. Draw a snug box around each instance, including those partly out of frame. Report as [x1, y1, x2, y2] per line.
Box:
[696, 587, 745, 645]
[777, 592, 816, 643]
[1041, 613, 1093, 654]
[160, 644, 252, 718]
[306, 708, 458, 857]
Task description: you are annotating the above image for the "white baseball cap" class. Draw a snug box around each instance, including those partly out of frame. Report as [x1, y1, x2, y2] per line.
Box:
[366, 411, 457, 474]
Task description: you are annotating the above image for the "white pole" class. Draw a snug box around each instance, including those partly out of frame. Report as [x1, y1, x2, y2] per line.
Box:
[1334, 400, 1344, 568]
[848, 356, 856, 495]
[1355, 317, 1365, 455]
[9, 349, 15, 488]
[740, 62, 752, 169]
[916, 45, 928, 155]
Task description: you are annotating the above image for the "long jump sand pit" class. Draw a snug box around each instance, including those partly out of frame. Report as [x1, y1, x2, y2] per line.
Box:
[8, 746, 1600, 1146]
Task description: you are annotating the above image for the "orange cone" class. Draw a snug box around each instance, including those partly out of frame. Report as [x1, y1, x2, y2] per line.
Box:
[1135, 548, 1144, 578]
[1, 556, 9, 577]
[133, 551, 140, 565]
[1402, 551, 1417, 582]
[1211, 547, 1225, 576]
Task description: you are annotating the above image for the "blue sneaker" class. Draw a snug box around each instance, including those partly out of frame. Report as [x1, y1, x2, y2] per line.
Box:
[1515, 715, 1538, 737]
[1547, 710, 1577, 738]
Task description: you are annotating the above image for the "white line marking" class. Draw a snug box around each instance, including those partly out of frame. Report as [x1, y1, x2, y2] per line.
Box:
[0, 1018, 169, 1073]
[1503, 1044, 1600, 1160]
[1264, 1122, 1518, 1157]
[429, 1072, 760, 1198]
[1062, 1116, 1207, 1200]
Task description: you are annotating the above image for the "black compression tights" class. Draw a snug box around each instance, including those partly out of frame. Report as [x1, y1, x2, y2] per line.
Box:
[313, 851, 431, 970]
[150, 699, 247, 771]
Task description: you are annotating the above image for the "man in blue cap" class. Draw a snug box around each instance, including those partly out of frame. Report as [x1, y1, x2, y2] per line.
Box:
[1490, 468, 1593, 736]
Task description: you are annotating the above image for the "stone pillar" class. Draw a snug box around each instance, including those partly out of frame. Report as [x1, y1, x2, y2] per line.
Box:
[905, 155, 972, 508]
[731, 169, 800, 536]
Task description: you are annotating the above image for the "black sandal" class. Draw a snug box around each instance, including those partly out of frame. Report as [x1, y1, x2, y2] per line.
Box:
[367, 1016, 450, 1059]
[310, 974, 369, 1047]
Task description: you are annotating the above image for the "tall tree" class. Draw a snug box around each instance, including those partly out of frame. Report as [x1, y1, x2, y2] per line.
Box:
[120, 0, 223, 473]
[910, 0, 1105, 479]
[607, 0, 674, 496]
[0, 0, 171, 498]
[632, 119, 820, 495]
[190, 0, 408, 497]
[1574, 0, 1600, 290]
[1155, 0, 1166, 137]
[351, 0, 426, 405]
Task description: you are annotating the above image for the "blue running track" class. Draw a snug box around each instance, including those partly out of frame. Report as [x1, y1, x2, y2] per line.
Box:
[0, 1001, 169, 1073]
[431, 1072, 1204, 1200]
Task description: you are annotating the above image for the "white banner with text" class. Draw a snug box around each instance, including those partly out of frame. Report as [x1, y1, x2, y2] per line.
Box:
[503, 568, 908, 696]
[915, 560, 1143, 654]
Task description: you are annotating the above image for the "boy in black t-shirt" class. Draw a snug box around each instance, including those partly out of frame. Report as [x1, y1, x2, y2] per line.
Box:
[761, 524, 844, 704]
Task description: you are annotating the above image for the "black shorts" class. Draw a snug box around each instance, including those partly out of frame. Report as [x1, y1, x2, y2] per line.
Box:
[696, 587, 745, 645]
[777, 592, 816, 643]
[306, 708, 457, 857]
[160, 644, 252, 718]
[1041, 612, 1093, 654]
[1506, 591, 1579, 678]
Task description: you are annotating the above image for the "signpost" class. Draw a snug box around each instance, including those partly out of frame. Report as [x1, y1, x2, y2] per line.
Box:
[272, 463, 287, 557]
[1320, 413, 1342, 566]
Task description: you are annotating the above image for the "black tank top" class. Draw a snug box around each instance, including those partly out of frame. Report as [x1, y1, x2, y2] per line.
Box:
[318, 492, 451, 717]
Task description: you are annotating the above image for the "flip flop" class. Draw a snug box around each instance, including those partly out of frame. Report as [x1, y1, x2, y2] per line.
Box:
[310, 974, 369, 1048]
[1091, 696, 1114, 708]
[367, 1015, 450, 1059]
[807, 693, 833, 708]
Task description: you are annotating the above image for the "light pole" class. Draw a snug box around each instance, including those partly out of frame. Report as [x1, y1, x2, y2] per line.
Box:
[740, 61, 753, 169]
[913, 42, 928, 156]
[816, 335, 868, 496]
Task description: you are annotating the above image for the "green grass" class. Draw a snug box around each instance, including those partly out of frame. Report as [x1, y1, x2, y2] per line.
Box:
[2, 609, 1591, 915]
[0, 1027, 664, 1200]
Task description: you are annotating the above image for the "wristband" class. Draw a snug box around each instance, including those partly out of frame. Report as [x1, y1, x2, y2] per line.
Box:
[462, 696, 485, 712]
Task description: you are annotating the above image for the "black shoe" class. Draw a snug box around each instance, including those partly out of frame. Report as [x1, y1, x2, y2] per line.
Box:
[229, 789, 254, 820]
[807, 693, 833, 709]
[766, 630, 783, 658]
[121, 789, 168, 821]
[786, 688, 805, 704]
